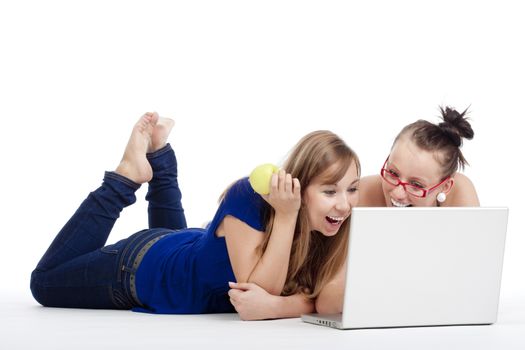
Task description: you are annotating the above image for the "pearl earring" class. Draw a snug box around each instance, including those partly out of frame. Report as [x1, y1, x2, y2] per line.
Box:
[437, 192, 447, 203]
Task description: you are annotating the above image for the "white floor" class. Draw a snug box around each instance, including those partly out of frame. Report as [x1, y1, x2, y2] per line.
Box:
[2, 290, 525, 350]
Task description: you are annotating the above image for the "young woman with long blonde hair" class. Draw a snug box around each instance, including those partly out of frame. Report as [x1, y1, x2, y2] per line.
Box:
[230, 106, 479, 318]
[31, 112, 360, 320]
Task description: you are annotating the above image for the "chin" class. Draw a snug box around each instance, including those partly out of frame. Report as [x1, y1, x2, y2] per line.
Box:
[319, 229, 339, 237]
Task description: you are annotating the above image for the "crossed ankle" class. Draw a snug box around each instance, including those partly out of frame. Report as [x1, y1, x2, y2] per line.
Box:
[147, 143, 172, 159]
[104, 171, 142, 190]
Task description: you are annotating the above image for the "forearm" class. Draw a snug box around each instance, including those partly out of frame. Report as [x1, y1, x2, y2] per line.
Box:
[315, 278, 345, 314]
[229, 282, 314, 321]
[247, 212, 297, 295]
[315, 260, 347, 314]
[269, 293, 315, 319]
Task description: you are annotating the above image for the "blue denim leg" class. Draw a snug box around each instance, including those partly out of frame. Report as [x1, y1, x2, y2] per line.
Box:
[30, 172, 141, 309]
[146, 143, 187, 230]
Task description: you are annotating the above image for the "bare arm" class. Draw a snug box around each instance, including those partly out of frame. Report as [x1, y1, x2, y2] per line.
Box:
[228, 282, 315, 320]
[246, 211, 297, 294]
[223, 212, 297, 295]
[223, 170, 301, 296]
[315, 261, 346, 314]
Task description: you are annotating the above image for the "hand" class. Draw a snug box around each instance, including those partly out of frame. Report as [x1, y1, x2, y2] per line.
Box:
[228, 282, 277, 321]
[261, 169, 301, 216]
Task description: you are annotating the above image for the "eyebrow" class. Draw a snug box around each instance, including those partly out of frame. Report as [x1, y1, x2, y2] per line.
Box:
[388, 163, 428, 184]
[323, 178, 360, 187]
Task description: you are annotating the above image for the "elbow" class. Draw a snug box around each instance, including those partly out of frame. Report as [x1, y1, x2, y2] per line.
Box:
[314, 275, 345, 314]
[261, 285, 283, 296]
[245, 275, 284, 296]
[315, 297, 343, 314]
[315, 285, 344, 314]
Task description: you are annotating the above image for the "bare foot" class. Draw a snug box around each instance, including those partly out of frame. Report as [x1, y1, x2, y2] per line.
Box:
[115, 112, 159, 184]
[149, 114, 175, 153]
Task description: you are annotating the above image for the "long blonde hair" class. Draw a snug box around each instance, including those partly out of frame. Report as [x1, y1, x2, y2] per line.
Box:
[257, 130, 360, 298]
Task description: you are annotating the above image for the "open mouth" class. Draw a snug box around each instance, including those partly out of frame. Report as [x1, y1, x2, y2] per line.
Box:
[391, 198, 412, 208]
[326, 215, 345, 224]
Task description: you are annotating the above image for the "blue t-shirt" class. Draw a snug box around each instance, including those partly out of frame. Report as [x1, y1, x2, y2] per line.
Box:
[134, 177, 267, 314]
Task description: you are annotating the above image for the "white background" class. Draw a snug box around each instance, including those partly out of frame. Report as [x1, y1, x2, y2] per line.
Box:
[1, 0, 523, 348]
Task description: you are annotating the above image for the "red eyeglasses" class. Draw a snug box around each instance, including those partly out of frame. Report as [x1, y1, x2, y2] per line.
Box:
[380, 157, 450, 198]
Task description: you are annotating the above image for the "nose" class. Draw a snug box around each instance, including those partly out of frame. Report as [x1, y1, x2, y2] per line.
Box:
[335, 193, 351, 212]
[391, 183, 409, 200]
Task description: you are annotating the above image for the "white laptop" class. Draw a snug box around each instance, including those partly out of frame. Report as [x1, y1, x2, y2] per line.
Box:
[302, 207, 509, 329]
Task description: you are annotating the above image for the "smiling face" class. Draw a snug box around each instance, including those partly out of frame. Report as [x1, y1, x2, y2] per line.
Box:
[303, 161, 360, 236]
[382, 137, 453, 207]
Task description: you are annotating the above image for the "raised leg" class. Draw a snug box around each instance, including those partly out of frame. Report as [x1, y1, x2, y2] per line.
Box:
[31, 113, 158, 308]
[146, 117, 187, 230]
[32, 172, 140, 274]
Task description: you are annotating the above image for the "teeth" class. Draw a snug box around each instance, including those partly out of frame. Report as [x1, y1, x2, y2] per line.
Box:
[391, 198, 411, 207]
[327, 216, 344, 223]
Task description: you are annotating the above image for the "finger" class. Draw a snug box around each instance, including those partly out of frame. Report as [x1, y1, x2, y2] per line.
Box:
[269, 173, 279, 195]
[229, 281, 252, 290]
[284, 173, 293, 193]
[228, 286, 243, 295]
[229, 297, 238, 308]
[228, 289, 242, 300]
[278, 169, 286, 191]
[292, 178, 301, 196]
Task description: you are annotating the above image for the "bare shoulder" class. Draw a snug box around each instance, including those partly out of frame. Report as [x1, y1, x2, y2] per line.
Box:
[446, 173, 480, 207]
[358, 175, 386, 207]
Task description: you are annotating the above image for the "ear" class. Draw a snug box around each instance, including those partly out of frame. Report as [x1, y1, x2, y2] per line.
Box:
[442, 177, 454, 194]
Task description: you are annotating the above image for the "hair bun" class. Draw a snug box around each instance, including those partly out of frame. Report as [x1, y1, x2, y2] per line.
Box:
[438, 106, 474, 147]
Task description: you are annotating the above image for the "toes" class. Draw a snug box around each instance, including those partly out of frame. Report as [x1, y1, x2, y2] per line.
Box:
[150, 112, 159, 126]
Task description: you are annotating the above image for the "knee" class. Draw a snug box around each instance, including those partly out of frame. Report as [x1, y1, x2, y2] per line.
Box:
[30, 269, 49, 307]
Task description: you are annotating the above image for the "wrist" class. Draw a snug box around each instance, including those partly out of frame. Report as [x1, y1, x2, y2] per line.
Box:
[269, 294, 282, 319]
[274, 211, 299, 223]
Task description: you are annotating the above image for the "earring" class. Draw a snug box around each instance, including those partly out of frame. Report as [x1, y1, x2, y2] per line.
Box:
[437, 192, 447, 203]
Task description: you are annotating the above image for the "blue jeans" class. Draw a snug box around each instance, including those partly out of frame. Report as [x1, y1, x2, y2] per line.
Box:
[30, 144, 187, 309]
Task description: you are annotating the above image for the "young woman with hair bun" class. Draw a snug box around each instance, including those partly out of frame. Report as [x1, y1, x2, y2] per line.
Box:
[311, 106, 480, 315]
[359, 106, 479, 208]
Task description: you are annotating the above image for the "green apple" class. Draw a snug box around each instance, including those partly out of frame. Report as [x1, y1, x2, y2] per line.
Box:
[249, 163, 279, 195]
